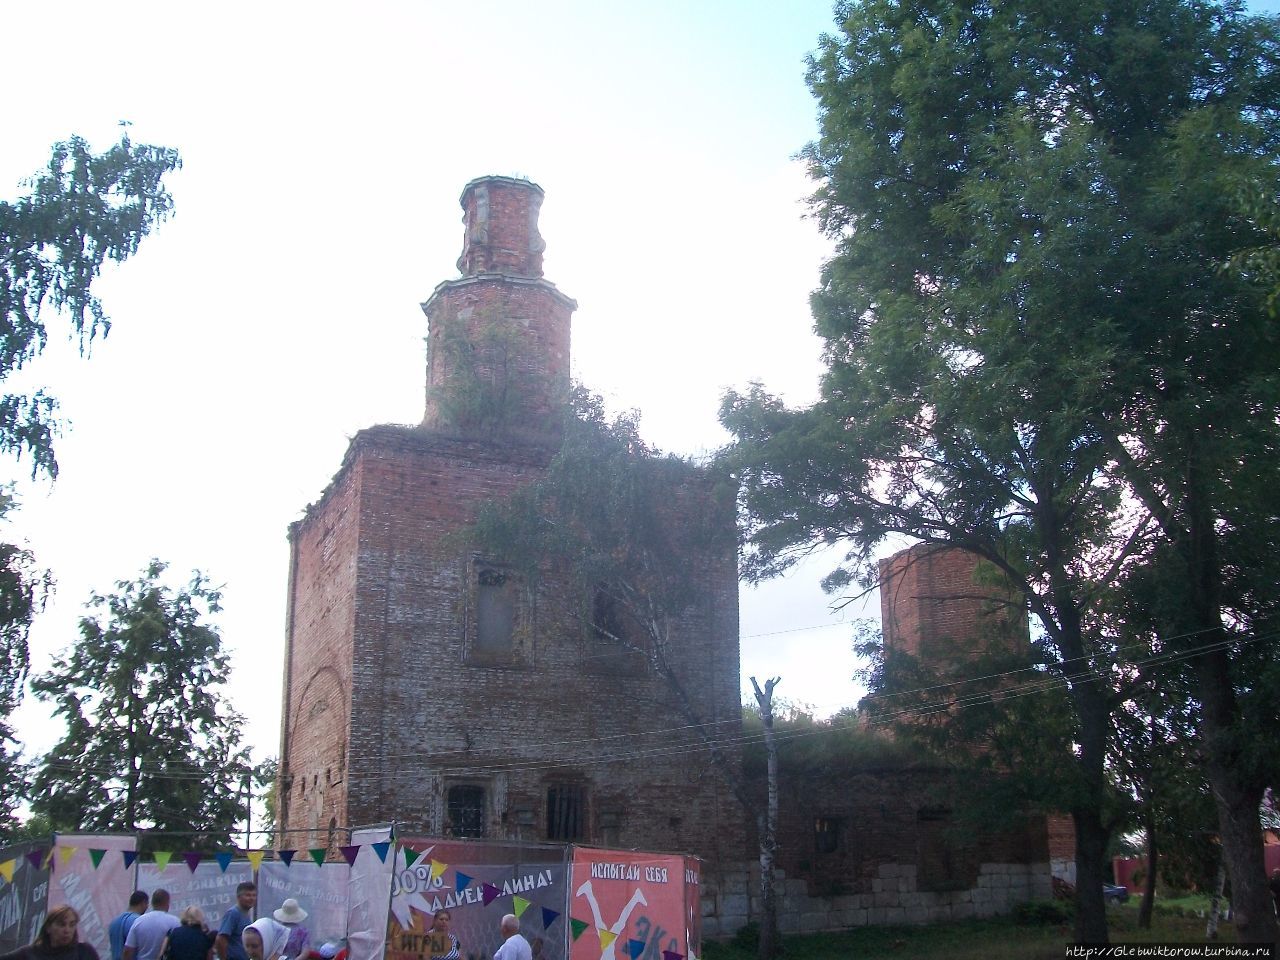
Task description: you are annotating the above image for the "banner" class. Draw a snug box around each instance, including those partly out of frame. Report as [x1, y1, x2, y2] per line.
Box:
[137, 861, 253, 926]
[0, 842, 52, 953]
[387, 839, 567, 960]
[681, 859, 700, 960]
[568, 850, 687, 960]
[47, 834, 137, 960]
[347, 828, 394, 960]
[258, 860, 350, 945]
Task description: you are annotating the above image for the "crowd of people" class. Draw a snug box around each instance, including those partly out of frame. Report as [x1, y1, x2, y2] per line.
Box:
[0, 885, 536, 960]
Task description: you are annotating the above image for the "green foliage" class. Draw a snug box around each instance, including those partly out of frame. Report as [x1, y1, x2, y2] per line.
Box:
[738, 700, 924, 777]
[0, 131, 181, 478]
[1012, 900, 1074, 926]
[30, 560, 250, 850]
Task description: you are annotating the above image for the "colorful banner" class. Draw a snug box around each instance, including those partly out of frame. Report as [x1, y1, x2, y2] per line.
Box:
[137, 860, 253, 926]
[0, 841, 53, 954]
[681, 858, 700, 960]
[47, 834, 137, 960]
[258, 860, 350, 944]
[346, 828, 394, 960]
[386, 839, 567, 960]
[568, 850, 687, 960]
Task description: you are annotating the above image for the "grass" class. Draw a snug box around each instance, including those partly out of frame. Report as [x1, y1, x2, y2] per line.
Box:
[701, 901, 1242, 960]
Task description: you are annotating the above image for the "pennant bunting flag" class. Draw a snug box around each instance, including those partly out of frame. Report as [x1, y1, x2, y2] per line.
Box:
[339, 846, 360, 867]
[541, 908, 559, 930]
[455, 871, 473, 894]
[512, 896, 529, 919]
[278, 850, 296, 867]
[123, 851, 139, 870]
[371, 842, 390, 863]
[183, 853, 202, 873]
[153, 852, 173, 871]
[89, 850, 106, 869]
[246, 851, 265, 872]
[0, 860, 14, 884]
[215, 853, 234, 873]
[570, 919, 589, 942]
[627, 940, 645, 960]
[663, 951, 685, 960]
[481, 883, 501, 906]
[402, 849, 421, 869]
[25, 850, 44, 870]
[429, 859, 447, 882]
[599, 931, 617, 951]
[43, 849, 55, 869]
[308, 849, 325, 867]
[57, 847, 77, 866]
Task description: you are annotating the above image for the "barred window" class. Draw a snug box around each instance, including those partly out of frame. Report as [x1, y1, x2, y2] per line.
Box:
[546, 784, 585, 841]
[447, 785, 487, 838]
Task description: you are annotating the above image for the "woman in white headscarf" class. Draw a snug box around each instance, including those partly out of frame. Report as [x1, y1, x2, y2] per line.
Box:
[243, 919, 290, 960]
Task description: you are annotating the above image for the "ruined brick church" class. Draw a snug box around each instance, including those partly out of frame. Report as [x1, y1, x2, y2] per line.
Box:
[276, 177, 1061, 934]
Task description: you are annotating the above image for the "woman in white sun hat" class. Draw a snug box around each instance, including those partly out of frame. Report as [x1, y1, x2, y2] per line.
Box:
[271, 902, 310, 960]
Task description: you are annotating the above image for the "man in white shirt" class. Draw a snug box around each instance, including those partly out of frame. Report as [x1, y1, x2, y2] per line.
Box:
[123, 889, 181, 960]
[493, 915, 531, 960]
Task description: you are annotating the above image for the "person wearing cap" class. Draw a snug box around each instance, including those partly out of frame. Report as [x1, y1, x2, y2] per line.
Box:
[271, 902, 310, 960]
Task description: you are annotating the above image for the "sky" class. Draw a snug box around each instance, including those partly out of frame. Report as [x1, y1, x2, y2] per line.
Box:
[2, 0, 872, 773]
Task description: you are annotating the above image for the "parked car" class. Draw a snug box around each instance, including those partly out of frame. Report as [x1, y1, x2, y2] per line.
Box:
[1103, 883, 1130, 904]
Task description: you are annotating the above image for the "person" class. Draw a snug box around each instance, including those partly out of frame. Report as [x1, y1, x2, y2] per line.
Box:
[492, 915, 530, 960]
[162, 907, 214, 960]
[0, 905, 100, 960]
[123, 891, 180, 960]
[215, 882, 257, 960]
[427, 910, 459, 960]
[243, 920, 287, 960]
[108, 893, 148, 960]
[271, 901, 309, 960]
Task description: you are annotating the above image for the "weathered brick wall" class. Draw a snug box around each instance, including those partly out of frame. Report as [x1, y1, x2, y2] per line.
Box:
[279, 458, 363, 846]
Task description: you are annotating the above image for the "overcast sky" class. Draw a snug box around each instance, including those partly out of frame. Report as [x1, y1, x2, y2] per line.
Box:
[6, 0, 1276, 780]
[2, 0, 882, 773]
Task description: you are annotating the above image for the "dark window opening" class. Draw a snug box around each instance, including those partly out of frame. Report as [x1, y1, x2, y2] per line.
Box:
[814, 816, 842, 854]
[587, 586, 645, 675]
[546, 784, 585, 841]
[476, 568, 515, 653]
[447, 785, 487, 838]
[917, 806, 975, 891]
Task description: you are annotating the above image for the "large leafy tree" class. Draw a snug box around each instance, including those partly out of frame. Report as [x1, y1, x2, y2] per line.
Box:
[30, 560, 250, 850]
[721, 0, 1279, 942]
[0, 132, 180, 834]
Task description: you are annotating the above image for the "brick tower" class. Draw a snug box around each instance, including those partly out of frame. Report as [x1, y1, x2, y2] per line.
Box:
[277, 177, 745, 866]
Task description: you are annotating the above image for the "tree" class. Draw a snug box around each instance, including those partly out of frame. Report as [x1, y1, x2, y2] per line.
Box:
[720, 0, 1280, 942]
[30, 560, 250, 850]
[0, 131, 182, 478]
[467, 388, 783, 959]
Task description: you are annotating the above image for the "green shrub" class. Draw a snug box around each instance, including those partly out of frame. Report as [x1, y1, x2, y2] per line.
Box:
[1012, 899, 1073, 925]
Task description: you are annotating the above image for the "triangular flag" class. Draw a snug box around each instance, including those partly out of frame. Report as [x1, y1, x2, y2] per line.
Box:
[627, 940, 645, 960]
[152, 851, 173, 871]
[183, 853, 202, 872]
[0, 860, 14, 883]
[663, 952, 685, 960]
[570, 919, 589, 941]
[25, 850, 44, 870]
[123, 851, 139, 870]
[403, 849, 421, 869]
[89, 850, 106, 869]
[541, 908, 559, 930]
[512, 896, 530, 918]
[429, 859, 447, 882]
[340, 846, 360, 867]
[308, 849, 326, 867]
[57, 847, 77, 866]
[246, 851, 265, 872]
[215, 853, 234, 873]
[455, 871, 473, 893]
[481, 883, 501, 906]
[278, 850, 296, 867]
[599, 931, 617, 951]
[372, 842, 390, 863]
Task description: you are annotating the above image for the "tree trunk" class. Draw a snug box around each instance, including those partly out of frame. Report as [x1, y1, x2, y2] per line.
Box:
[1139, 813, 1157, 929]
[1206, 860, 1226, 940]
[750, 677, 782, 960]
